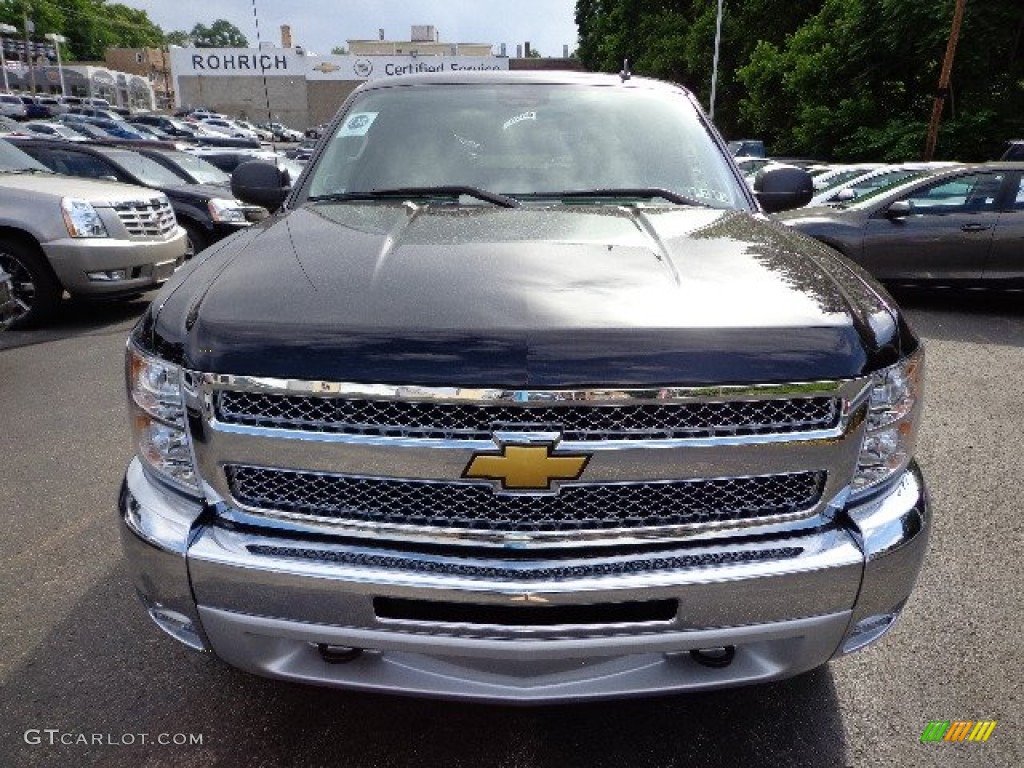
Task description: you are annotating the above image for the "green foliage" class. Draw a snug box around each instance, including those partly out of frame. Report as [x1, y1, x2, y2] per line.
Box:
[0, 0, 163, 60]
[577, 0, 1024, 161]
[165, 30, 192, 47]
[330, 45, 348, 55]
[186, 19, 248, 48]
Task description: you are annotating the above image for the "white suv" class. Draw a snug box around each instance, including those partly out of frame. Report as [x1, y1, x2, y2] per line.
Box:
[0, 94, 27, 119]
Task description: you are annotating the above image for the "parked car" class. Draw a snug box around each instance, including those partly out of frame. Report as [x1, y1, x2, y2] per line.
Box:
[235, 119, 273, 141]
[124, 122, 175, 142]
[0, 266, 18, 329]
[129, 114, 200, 139]
[1000, 140, 1023, 161]
[260, 121, 303, 142]
[0, 94, 27, 119]
[0, 137, 185, 326]
[804, 162, 960, 206]
[54, 118, 115, 140]
[19, 95, 52, 119]
[130, 146, 232, 186]
[34, 95, 67, 116]
[70, 106, 124, 121]
[21, 120, 89, 141]
[183, 146, 302, 180]
[78, 117, 150, 140]
[12, 139, 267, 258]
[810, 163, 886, 192]
[199, 117, 259, 141]
[728, 138, 766, 157]
[776, 163, 1024, 287]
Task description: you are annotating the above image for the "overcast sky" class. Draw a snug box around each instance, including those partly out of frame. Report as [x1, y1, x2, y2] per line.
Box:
[121, 0, 580, 57]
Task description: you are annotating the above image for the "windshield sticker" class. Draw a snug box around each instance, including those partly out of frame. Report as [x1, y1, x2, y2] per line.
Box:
[338, 112, 378, 137]
[502, 111, 537, 131]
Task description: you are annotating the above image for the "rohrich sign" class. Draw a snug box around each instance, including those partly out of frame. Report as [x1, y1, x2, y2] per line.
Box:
[170, 47, 508, 85]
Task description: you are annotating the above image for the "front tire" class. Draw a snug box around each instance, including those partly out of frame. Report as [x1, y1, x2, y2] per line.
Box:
[182, 223, 207, 260]
[0, 238, 61, 327]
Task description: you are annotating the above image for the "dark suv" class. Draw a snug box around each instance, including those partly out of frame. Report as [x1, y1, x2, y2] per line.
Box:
[1000, 140, 1024, 161]
[13, 139, 266, 257]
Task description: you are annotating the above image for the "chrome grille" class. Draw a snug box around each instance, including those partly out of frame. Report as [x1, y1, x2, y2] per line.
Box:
[215, 391, 839, 440]
[225, 465, 826, 533]
[113, 198, 177, 237]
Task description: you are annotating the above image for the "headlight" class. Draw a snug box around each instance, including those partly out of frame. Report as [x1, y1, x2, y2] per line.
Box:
[126, 341, 198, 493]
[207, 198, 247, 223]
[61, 198, 109, 238]
[852, 346, 924, 493]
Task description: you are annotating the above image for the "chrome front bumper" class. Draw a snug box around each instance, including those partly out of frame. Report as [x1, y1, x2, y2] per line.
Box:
[119, 458, 929, 702]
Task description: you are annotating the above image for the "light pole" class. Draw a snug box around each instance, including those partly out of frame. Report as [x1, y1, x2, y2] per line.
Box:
[0, 23, 16, 93]
[44, 32, 65, 97]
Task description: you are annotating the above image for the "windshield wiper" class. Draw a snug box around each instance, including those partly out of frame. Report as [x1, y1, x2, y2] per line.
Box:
[5, 168, 53, 174]
[523, 188, 709, 207]
[309, 186, 519, 208]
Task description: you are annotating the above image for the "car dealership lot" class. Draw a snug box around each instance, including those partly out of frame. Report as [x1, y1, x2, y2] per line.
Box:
[0, 292, 1021, 767]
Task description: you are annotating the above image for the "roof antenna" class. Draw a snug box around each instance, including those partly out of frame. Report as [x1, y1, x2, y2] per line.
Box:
[619, 58, 632, 82]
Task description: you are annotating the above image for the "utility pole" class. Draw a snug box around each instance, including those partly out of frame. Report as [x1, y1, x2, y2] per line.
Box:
[924, 0, 967, 161]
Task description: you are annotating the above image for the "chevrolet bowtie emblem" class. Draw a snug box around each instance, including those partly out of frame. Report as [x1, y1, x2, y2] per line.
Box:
[463, 444, 590, 491]
[313, 62, 341, 74]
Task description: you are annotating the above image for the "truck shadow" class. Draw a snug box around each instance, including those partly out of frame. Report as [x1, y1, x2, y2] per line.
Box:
[1, 562, 846, 768]
[0, 294, 153, 351]
[892, 287, 1024, 347]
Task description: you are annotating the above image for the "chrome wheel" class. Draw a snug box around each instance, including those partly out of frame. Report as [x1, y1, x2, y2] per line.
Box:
[0, 250, 36, 326]
[0, 240, 60, 327]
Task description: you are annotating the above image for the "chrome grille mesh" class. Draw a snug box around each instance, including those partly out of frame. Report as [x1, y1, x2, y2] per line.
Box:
[225, 465, 826, 533]
[113, 198, 177, 237]
[215, 392, 839, 440]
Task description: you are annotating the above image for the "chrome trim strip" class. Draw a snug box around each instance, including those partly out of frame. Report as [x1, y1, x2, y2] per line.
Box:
[200, 373, 858, 404]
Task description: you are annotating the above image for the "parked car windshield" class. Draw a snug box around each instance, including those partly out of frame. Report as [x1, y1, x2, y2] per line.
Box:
[99, 148, 194, 187]
[0, 138, 52, 172]
[155, 150, 230, 184]
[305, 82, 747, 209]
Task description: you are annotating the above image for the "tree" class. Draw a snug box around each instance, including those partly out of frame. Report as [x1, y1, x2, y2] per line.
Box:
[165, 30, 192, 47]
[331, 45, 348, 55]
[189, 19, 248, 48]
[0, 0, 164, 61]
[575, 0, 1024, 161]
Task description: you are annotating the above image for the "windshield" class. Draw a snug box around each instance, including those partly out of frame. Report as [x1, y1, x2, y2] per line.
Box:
[0, 138, 51, 172]
[846, 171, 931, 207]
[157, 150, 230, 184]
[101, 148, 195, 187]
[304, 83, 746, 209]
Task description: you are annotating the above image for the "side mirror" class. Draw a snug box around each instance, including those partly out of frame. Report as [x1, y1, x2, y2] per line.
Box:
[754, 165, 814, 212]
[885, 200, 913, 219]
[231, 160, 290, 211]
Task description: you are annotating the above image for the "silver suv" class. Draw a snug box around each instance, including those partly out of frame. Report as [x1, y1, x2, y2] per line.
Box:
[0, 138, 187, 326]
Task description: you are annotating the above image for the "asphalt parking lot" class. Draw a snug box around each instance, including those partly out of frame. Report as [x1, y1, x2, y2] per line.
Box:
[0, 290, 1021, 767]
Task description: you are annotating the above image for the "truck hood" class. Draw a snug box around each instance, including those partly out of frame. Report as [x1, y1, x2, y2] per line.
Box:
[147, 203, 903, 386]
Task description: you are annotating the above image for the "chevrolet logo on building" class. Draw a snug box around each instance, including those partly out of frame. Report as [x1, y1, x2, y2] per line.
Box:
[463, 443, 590, 491]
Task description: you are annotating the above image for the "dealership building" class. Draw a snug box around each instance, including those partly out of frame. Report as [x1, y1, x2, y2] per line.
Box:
[171, 26, 580, 129]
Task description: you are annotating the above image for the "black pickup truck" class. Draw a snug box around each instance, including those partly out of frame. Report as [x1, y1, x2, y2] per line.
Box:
[119, 71, 929, 702]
